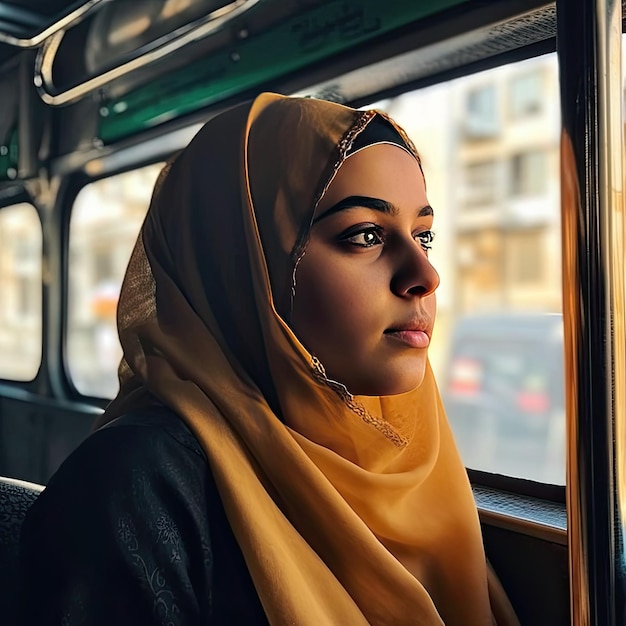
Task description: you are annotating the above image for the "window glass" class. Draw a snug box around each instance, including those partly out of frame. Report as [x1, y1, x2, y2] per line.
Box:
[0, 203, 42, 380]
[67, 163, 164, 398]
[370, 53, 564, 483]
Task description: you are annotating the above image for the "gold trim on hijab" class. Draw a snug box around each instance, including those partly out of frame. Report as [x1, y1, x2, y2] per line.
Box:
[100, 93, 518, 625]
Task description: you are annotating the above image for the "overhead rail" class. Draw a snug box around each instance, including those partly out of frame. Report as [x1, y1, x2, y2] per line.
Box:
[33, 0, 260, 107]
[0, 0, 108, 48]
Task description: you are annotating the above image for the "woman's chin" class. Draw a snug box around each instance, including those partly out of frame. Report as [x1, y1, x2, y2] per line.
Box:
[349, 373, 427, 397]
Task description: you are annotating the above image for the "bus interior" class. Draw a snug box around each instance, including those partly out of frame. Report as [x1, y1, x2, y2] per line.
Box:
[1, 0, 625, 624]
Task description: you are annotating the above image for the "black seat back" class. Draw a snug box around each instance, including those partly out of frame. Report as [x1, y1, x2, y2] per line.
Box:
[0, 477, 44, 624]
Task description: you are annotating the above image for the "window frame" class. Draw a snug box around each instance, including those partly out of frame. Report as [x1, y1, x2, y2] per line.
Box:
[7, 32, 564, 505]
[59, 159, 168, 405]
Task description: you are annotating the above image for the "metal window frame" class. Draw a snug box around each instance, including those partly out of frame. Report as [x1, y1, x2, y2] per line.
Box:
[33, 0, 260, 106]
[557, 1, 626, 624]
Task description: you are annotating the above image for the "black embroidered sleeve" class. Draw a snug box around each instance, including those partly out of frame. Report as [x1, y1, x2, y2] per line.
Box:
[18, 415, 214, 626]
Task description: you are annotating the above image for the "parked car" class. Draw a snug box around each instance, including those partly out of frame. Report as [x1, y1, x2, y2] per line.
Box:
[442, 313, 565, 484]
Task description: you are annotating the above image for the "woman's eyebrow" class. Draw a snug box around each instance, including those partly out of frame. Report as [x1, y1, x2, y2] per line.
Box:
[315, 196, 392, 222]
[314, 195, 433, 222]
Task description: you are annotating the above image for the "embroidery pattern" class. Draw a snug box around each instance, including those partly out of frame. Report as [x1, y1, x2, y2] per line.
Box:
[118, 515, 181, 626]
[156, 514, 183, 563]
[289, 109, 377, 288]
[310, 357, 408, 448]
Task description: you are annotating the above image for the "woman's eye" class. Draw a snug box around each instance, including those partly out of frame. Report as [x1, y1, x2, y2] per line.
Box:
[344, 227, 384, 247]
[416, 230, 435, 252]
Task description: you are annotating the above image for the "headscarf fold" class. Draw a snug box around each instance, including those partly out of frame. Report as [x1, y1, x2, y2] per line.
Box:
[101, 93, 518, 625]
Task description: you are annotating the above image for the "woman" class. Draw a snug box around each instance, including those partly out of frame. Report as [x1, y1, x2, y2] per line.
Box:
[19, 93, 517, 625]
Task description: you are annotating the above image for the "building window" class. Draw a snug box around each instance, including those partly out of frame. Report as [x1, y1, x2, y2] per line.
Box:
[463, 161, 498, 207]
[467, 85, 495, 118]
[510, 151, 547, 197]
[464, 85, 498, 138]
[509, 71, 543, 118]
[508, 230, 544, 284]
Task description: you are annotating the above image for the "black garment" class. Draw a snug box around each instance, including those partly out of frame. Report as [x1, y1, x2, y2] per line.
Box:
[18, 408, 268, 626]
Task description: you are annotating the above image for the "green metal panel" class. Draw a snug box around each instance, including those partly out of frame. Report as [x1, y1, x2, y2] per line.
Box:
[99, 0, 466, 143]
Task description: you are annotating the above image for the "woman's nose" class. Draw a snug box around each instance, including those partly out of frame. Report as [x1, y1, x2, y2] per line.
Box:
[390, 242, 440, 297]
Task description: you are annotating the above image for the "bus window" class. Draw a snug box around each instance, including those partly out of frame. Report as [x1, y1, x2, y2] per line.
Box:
[372, 53, 564, 484]
[0, 203, 42, 381]
[67, 163, 164, 398]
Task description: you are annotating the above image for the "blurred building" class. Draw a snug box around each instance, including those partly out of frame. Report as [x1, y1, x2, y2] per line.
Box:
[453, 55, 561, 314]
[0, 204, 41, 380]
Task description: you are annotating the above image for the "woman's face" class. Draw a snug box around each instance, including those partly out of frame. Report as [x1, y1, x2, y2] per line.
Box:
[291, 142, 439, 396]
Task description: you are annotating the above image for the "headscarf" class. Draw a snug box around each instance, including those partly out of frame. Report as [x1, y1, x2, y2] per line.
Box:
[100, 93, 518, 625]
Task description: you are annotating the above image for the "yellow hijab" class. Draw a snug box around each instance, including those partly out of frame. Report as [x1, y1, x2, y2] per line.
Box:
[101, 93, 517, 625]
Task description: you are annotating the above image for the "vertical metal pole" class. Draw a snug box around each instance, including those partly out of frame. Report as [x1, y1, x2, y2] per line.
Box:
[557, 1, 625, 624]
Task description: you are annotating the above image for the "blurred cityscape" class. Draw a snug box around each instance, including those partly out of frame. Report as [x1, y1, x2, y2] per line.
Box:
[0, 204, 41, 381]
[66, 165, 163, 398]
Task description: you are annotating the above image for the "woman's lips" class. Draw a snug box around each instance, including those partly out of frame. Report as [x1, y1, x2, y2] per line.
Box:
[384, 329, 430, 349]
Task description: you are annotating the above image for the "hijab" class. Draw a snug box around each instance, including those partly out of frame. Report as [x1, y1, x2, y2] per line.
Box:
[100, 92, 518, 625]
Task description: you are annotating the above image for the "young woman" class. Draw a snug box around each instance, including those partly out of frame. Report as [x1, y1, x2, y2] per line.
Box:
[19, 93, 518, 625]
